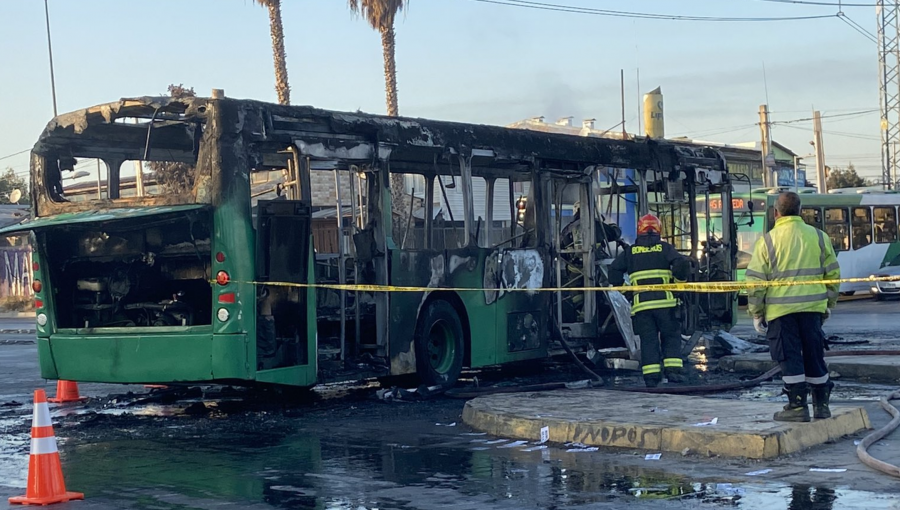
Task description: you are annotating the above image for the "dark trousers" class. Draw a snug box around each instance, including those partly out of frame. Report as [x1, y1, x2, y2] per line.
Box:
[632, 307, 683, 379]
[766, 312, 829, 385]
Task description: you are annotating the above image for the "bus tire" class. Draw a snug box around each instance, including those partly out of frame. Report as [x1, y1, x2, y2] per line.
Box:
[414, 300, 465, 387]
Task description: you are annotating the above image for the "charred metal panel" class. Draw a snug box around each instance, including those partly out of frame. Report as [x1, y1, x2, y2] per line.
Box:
[507, 311, 541, 352]
[499, 250, 544, 296]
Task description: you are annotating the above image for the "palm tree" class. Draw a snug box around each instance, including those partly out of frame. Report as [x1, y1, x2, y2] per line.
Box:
[348, 0, 407, 116]
[253, 0, 291, 105]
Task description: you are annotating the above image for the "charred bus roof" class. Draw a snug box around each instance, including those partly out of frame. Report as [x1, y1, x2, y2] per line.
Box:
[33, 95, 726, 174]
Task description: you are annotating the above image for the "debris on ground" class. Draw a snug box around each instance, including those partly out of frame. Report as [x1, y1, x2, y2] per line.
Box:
[708, 331, 768, 356]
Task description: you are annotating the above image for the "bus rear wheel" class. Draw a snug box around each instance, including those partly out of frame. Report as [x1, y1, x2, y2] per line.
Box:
[415, 300, 465, 387]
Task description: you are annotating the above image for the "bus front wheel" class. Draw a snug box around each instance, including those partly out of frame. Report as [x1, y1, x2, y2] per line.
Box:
[415, 300, 465, 387]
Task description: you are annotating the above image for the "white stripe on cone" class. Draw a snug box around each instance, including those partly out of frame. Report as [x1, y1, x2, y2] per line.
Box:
[30, 436, 59, 455]
[32, 402, 52, 428]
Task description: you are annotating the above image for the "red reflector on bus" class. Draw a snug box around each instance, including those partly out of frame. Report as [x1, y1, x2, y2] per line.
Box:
[35, 300, 43, 309]
[216, 252, 225, 263]
[218, 292, 235, 304]
[32, 262, 39, 272]
[32, 281, 42, 293]
[216, 271, 230, 286]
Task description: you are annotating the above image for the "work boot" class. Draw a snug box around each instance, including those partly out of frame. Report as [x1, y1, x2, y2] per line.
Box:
[644, 375, 661, 388]
[773, 383, 811, 422]
[810, 380, 835, 419]
[665, 369, 685, 384]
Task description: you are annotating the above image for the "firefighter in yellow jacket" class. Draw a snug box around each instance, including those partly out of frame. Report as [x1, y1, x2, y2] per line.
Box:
[610, 214, 691, 387]
[746, 192, 840, 422]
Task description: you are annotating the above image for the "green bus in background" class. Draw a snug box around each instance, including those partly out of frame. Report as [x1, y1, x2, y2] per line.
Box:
[698, 187, 900, 300]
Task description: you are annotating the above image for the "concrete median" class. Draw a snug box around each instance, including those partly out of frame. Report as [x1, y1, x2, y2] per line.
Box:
[462, 389, 870, 459]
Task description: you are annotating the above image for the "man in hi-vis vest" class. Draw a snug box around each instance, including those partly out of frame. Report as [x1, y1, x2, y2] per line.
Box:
[746, 191, 840, 422]
[610, 214, 690, 387]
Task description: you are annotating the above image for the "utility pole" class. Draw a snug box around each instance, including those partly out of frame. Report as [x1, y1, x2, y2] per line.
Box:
[620, 69, 627, 139]
[636, 68, 642, 136]
[43, 0, 58, 117]
[877, 0, 899, 190]
[759, 105, 774, 187]
[813, 110, 827, 193]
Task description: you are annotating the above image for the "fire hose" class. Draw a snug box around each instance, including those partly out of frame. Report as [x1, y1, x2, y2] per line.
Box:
[856, 390, 900, 479]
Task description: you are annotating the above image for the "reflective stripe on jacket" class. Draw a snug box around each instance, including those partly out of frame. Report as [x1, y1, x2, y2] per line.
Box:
[609, 234, 689, 315]
[745, 216, 840, 322]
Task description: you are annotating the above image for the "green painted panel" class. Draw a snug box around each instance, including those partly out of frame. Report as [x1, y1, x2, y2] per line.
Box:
[255, 365, 316, 386]
[213, 199, 255, 337]
[37, 338, 57, 379]
[48, 333, 228, 384]
[211, 334, 251, 380]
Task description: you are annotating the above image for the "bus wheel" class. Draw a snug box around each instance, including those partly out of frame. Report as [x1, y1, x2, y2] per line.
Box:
[415, 300, 465, 387]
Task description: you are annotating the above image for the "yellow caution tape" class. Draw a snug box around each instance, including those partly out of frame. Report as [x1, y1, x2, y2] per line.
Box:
[215, 275, 900, 294]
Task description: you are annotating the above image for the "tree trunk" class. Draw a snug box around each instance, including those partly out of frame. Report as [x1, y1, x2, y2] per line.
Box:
[380, 26, 399, 117]
[267, 0, 291, 105]
[380, 25, 406, 241]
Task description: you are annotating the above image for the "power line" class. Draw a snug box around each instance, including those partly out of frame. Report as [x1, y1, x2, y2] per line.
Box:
[779, 123, 881, 140]
[756, 0, 895, 7]
[771, 109, 880, 125]
[0, 149, 31, 162]
[472, 0, 839, 21]
[837, 12, 878, 42]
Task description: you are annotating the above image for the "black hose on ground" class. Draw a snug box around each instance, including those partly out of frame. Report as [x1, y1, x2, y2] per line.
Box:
[446, 349, 900, 398]
[857, 390, 900, 478]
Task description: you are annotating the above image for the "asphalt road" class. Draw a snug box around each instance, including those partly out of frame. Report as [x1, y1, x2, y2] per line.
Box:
[1, 302, 900, 509]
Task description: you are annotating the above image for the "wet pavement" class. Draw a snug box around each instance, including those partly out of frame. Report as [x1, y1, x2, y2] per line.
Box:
[1, 303, 900, 509]
[3, 389, 900, 510]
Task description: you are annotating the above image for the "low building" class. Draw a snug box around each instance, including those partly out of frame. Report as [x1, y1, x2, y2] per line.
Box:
[505, 116, 804, 193]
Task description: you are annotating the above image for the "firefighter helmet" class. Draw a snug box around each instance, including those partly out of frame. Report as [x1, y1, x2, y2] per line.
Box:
[637, 214, 661, 235]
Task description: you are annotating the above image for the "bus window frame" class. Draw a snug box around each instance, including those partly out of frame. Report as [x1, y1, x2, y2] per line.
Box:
[824, 206, 850, 252]
[874, 205, 899, 244]
[800, 206, 823, 230]
[851, 206, 873, 250]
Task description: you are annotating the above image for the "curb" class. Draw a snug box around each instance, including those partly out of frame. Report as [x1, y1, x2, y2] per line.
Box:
[462, 390, 871, 459]
[0, 339, 35, 345]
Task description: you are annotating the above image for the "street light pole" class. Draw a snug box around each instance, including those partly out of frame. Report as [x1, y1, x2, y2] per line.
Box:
[43, 0, 58, 117]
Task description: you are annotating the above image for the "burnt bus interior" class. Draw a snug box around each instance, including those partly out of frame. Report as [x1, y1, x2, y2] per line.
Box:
[30, 100, 214, 330]
[244, 102, 736, 379]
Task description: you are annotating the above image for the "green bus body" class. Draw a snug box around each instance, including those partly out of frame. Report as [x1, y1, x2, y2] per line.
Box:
[699, 188, 900, 295]
[7, 97, 737, 387]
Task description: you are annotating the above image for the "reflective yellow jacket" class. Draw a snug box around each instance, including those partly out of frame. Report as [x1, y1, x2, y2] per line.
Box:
[745, 215, 840, 322]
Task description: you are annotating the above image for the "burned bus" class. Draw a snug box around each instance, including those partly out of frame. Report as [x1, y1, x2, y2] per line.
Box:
[2, 96, 737, 388]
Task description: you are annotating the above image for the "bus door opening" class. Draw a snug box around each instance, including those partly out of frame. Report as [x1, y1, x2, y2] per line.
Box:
[255, 199, 312, 370]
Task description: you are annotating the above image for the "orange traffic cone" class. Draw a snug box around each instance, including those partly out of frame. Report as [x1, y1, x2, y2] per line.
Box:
[48, 380, 87, 404]
[8, 389, 84, 506]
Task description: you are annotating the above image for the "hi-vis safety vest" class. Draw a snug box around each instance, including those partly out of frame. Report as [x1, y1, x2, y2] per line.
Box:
[745, 215, 841, 322]
[610, 237, 688, 315]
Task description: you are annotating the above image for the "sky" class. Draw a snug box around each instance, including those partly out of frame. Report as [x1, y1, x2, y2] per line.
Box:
[0, 0, 888, 184]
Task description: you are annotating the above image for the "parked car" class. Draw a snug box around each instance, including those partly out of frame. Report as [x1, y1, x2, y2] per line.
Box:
[870, 265, 900, 300]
